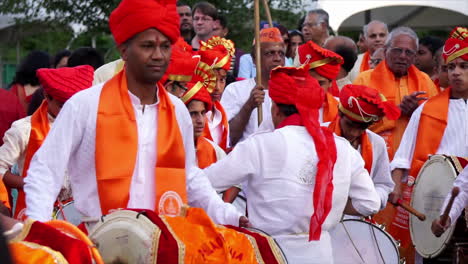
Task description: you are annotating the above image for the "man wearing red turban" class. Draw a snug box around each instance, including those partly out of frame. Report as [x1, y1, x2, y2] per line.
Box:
[23, 0, 247, 230]
[205, 65, 380, 263]
[297, 40, 343, 123]
[0, 65, 94, 220]
[390, 26, 468, 263]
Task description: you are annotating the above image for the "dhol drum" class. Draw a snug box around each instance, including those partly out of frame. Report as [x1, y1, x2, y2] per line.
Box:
[330, 218, 401, 264]
[52, 200, 82, 226]
[409, 155, 461, 259]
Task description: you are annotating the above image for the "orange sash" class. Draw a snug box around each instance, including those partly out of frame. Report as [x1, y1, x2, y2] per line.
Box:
[359, 51, 370, 73]
[15, 100, 50, 219]
[202, 101, 229, 151]
[328, 117, 373, 173]
[95, 69, 187, 216]
[322, 92, 339, 123]
[366, 62, 438, 159]
[196, 137, 218, 169]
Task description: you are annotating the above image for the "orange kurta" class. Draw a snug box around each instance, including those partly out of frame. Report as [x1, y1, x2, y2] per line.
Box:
[353, 61, 438, 159]
[95, 69, 187, 216]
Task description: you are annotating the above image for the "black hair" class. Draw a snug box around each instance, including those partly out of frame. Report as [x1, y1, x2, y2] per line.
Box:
[0, 220, 12, 264]
[176, 1, 189, 7]
[289, 30, 304, 41]
[11, 51, 51, 87]
[216, 14, 227, 29]
[52, 49, 72, 68]
[297, 16, 305, 31]
[277, 104, 298, 116]
[67, 47, 104, 70]
[334, 45, 358, 73]
[192, 1, 218, 20]
[419, 36, 444, 56]
[27, 88, 45, 115]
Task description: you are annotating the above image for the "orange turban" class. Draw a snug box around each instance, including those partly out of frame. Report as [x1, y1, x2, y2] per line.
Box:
[297, 41, 343, 80]
[339, 84, 400, 123]
[109, 0, 180, 45]
[36, 65, 94, 103]
[260, 27, 284, 43]
[164, 38, 199, 83]
[269, 65, 337, 242]
[198, 36, 235, 71]
[181, 79, 213, 110]
[443, 27, 468, 63]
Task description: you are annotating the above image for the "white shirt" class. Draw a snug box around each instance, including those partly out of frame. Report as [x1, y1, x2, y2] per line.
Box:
[93, 59, 124, 85]
[442, 166, 468, 225]
[336, 75, 352, 90]
[237, 54, 256, 79]
[204, 126, 380, 263]
[349, 53, 365, 82]
[205, 106, 229, 147]
[221, 78, 274, 143]
[24, 83, 242, 226]
[391, 99, 468, 174]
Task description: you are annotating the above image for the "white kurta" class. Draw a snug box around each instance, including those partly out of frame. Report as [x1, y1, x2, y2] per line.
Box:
[391, 99, 468, 175]
[24, 83, 242, 226]
[441, 165, 468, 226]
[93, 59, 124, 85]
[221, 78, 274, 143]
[348, 53, 365, 82]
[205, 106, 229, 147]
[204, 126, 381, 264]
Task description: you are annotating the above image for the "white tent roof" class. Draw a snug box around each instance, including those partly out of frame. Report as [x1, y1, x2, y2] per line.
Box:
[315, 0, 468, 32]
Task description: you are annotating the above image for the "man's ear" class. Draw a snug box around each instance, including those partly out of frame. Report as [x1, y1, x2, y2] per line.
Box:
[117, 43, 129, 62]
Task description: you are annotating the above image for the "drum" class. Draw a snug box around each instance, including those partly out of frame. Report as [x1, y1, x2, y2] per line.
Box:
[410, 155, 459, 258]
[52, 200, 82, 226]
[88, 210, 159, 264]
[330, 219, 400, 264]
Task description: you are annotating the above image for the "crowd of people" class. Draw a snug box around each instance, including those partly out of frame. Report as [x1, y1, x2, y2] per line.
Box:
[0, 0, 466, 263]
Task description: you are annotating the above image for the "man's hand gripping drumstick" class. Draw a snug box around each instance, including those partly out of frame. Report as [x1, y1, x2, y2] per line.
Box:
[431, 187, 460, 237]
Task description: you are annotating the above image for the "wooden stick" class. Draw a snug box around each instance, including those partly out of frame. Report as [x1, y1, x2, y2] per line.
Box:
[262, 0, 273, 27]
[254, 0, 263, 126]
[397, 199, 426, 221]
[440, 187, 460, 226]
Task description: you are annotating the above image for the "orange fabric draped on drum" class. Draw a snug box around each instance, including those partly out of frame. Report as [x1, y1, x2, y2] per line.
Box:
[328, 116, 373, 173]
[388, 88, 450, 263]
[202, 101, 229, 151]
[196, 137, 218, 169]
[14, 100, 50, 219]
[354, 62, 438, 159]
[9, 241, 68, 264]
[323, 93, 339, 123]
[359, 51, 371, 72]
[95, 69, 187, 216]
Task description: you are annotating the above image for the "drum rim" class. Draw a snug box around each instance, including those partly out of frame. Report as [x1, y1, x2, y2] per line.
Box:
[52, 200, 78, 219]
[245, 227, 288, 263]
[409, 155, 457, 258]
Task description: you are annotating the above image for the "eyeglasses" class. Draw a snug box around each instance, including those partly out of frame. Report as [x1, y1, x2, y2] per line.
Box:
[193, 16, 213, 22]
[389, 47, 416, 57]
[369, 58, 383, 65]
[302, 22, 321, 28]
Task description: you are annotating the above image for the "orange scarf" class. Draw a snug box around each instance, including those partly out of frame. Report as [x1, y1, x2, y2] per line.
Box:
[328, 117, 373, 173]
[15, 100, 50, 219]
[196, 137, 218, 169]
[0, 180, 10, 209]
[202, 101, 229, 151]
[367, 62, 438, 159]
[322, 92, 339, 123]
[95, 69, 187, 216]
[359, 51, 371, 73]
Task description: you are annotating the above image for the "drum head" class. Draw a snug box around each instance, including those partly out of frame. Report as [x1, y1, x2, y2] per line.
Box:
[330, 219, 400, 264]
[410, 155, 457, 258]
[88, 210, 160, 264]
[53, 201, 82, 226]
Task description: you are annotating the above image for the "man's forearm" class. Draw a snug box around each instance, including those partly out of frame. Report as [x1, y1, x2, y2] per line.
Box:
[3, 171, 24, 189]
[229, 103, 255, 146]
[391, 168, 405, 190]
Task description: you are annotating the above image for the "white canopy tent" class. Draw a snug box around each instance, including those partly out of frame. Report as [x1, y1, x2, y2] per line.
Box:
[312, 0, 468, 33]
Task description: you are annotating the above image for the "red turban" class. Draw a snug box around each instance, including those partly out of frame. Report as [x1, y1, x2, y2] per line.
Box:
[164, 38, 199, 83]
[297, 41, 343, 80]
[443, 27, 468, 63]
[109, 0, 180, 45]
[181, 79, 213, 110]
[269, 66, 337, 242]
[198, 36, 235, 71]
[37, 65, 94, 103]
[339, 84, 400, 123]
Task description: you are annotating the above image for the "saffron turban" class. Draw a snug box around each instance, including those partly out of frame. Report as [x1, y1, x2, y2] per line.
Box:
[339, 84, 401, 123]
[443, 27, 468, 63]
[297, 41, 343, 80]
[198, 36, 235, 71]
[109, 0, 180, 45]
[36, 65, 94, 103]
[164, 38, 199, 83]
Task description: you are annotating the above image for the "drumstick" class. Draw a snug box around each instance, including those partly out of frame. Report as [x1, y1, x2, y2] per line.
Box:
[397, 199, 426, 221]
[440, 187, 460, 227]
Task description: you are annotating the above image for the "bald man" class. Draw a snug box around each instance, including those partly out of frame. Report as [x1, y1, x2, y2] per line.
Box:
[324, 36, 358, 89]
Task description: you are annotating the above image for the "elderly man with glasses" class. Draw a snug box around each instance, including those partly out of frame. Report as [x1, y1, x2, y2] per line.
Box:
[301, 9, 330, 47]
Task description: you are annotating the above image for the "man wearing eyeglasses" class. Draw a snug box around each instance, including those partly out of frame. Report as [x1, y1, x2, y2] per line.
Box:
[301, 9, 329, 47]
[191, 2, 217, 50]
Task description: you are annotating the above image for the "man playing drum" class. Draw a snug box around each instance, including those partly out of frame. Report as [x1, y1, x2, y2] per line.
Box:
[205, 65, 381, 264]
[23, 0, 247, 229]
[325, 84, 400, 209]
[390, 26, 468, 262]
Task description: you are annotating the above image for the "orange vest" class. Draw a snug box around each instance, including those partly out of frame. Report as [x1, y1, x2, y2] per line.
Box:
[322, 92, 339, 123]
[95, 69, 187, 216]
[202, 101, 229, 151]
[196, 137, 218, 169]
[359, 51, 371, 73]
[328, 117, 373, 173]
[14, 100, 50, 219]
